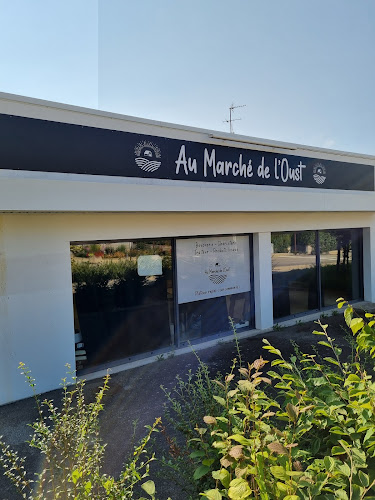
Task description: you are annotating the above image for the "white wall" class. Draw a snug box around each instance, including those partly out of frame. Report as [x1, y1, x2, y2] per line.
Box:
[253, 233, 273, 330]
[0, 211, 373, 405]
[0, 215, 75, 405]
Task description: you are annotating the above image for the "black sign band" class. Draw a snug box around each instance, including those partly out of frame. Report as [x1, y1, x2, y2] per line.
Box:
[0, 114, 373, 191]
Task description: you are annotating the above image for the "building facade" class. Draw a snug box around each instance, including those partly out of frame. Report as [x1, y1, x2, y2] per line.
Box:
[0, 92, 374, 405]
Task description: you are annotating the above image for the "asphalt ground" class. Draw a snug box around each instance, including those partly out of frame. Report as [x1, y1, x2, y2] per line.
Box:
[0, 310, 367, 499]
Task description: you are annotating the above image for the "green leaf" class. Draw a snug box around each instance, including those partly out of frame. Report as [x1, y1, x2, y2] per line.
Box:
[337, 463, 351, 477]
[271, 359, 285, 366]
[324, 456, 335, 472]
[229, 434, 253, 446]
[276, 482, 288, 492]
[262, 345, 282, 357]
[194, 465, 211, 480]
[212, 441, 228, 449]
[352, 484, 365, 500]
[228, 478, 252, 499]
[213, 395, 227, 407]
[201, 489, 222, 500]
[103, 479, 113, 492]
[352, 448, 367, 468]
[212, 469, 230, 489]
[311, 438, 321, 455]
[283, 496, 300, 500]
[338, 301, 346, 309]
[84, 480, 92, 492]
[270, 466, 287, 480]
[141, 480, 156, 496]
[330, 426, 347, 435]
[344, 306, 353, 327]
[364, 428, 375, 443]
[216, 416, 229, 424]
[350, 317, 364, 334]
[359, 470, 370, 487]
[335, 490, 349, 500]
[344, 374, 361, 386]
[71, 469, 81, 485]
[323, 356, 340, 367]
[190, 450, 206, 458]
[318, 341, 332, 348]
[202, 458, 215, 466]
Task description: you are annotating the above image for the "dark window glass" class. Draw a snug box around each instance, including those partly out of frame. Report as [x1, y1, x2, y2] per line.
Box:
[320, 229, 363, 307]
[176, 235, 252, 342]
[71, 240, 174, 372]
[179, 292, 252, 342]
[272, 231, 318, 319]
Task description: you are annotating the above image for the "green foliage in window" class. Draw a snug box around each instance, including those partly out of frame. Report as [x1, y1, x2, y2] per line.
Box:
[319, 231, 339, 253]
[272, 233, 292, 253]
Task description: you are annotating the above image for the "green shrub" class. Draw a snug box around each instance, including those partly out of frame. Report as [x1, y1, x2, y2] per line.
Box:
[0, 366, 162, 500]
[193, 301, 375, 499]
[158, 356, 227, 498]
[161, 302, 375, 499]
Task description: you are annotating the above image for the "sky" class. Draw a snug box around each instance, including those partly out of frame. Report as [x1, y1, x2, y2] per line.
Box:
[0, 1, 374, 155]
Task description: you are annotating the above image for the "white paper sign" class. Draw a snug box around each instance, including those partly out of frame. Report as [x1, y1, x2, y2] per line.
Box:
[137, 255, 163, 276]
[176, 236, 250, 304]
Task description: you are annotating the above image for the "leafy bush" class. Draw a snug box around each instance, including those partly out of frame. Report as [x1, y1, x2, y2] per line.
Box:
[158, 356, 227, 497]
[162, 302, 375, 499]
[198, 301, 375, 499]
[0, 366, 162, 499]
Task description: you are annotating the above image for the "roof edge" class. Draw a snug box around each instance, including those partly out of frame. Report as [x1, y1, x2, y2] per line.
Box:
[0, 91, 374, 161]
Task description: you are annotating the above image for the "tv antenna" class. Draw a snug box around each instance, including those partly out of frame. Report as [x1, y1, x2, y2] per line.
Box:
[224, 103, 246, 133]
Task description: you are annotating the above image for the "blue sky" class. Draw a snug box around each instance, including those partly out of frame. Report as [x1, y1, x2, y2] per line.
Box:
[1, 1, 374, 154]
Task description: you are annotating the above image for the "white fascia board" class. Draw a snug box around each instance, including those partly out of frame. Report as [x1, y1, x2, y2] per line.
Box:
[0, 170, 374, 213]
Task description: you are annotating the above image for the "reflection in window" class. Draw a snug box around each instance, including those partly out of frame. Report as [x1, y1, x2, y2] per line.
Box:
[272, 228, 363, 320]
[272, 231, 318, 319]
[320, 229, 363, 307]
[71, 240, 174, 372]
[179, 292, 251, 342]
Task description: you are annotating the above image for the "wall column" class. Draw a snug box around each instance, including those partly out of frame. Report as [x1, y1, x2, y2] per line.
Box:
[363, 225, 375, 302]
[253, 232, 274, 330]
[0, 214, 76, 406]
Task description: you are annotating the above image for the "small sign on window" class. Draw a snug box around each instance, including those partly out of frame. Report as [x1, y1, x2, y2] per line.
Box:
[137, 255, 163, 276]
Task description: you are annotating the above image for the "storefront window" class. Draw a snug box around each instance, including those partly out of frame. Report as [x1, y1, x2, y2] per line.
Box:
[320, 229, 363, 307]
[272, 231, 318, 319]
[272, 228, 363, 320]
[71, 240, 174, 371]
[176, 235, 253, 342]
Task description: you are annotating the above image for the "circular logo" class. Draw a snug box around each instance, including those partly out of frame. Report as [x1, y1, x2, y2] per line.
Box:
[134, 141, 161, 172]
[205, 260, 230, 285]
[313, 163, 326, 185]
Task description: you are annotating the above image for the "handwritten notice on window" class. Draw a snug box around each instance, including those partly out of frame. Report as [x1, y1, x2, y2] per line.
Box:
[176, 236, 250, 304]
